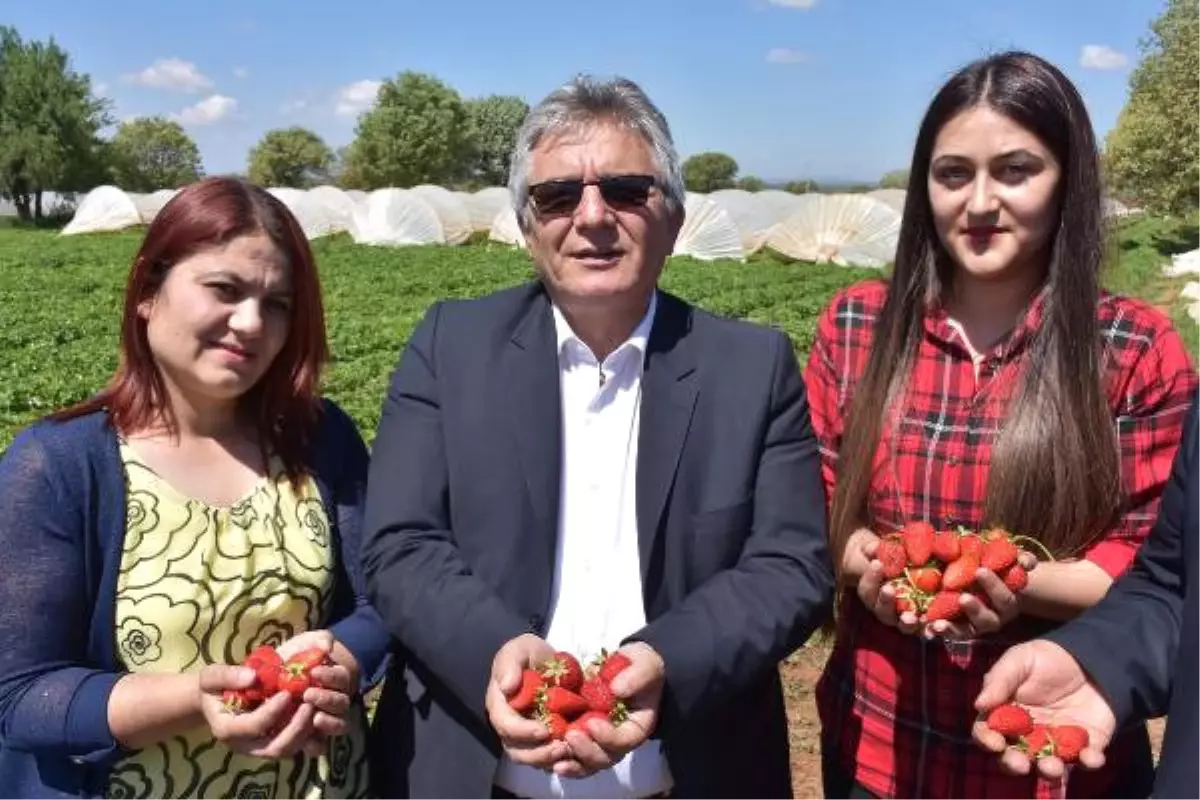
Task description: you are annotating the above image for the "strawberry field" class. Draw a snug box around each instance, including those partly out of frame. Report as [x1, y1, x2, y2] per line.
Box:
[0, 218, 1192, 795]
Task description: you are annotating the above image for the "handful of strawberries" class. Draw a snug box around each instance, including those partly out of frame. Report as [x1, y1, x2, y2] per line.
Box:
[877, 521, 1050, 625]
[508, 649, 632, 740]
[221, 644, 331, 713]
[984, 703, 1091, 763]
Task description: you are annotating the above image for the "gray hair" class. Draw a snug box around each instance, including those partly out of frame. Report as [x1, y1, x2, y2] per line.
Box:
[507, 75, 685, 228]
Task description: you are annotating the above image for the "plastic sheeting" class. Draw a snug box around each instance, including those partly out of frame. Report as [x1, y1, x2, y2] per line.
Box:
[410, 185, 473, 244]
[765, 194, 901, 268]
[673, 193, 746, 261]
[349, 189, 445, 246]
[61, 186, 142, 235]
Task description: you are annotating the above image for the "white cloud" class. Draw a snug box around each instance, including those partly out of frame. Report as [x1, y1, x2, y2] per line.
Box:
[232, 66, 249, 79]
[766, 47, 812, 64]
[1080, 45, 1129, 70]
[173, 94, 237, 126]
[122, 58, 213, 93]
[335, 79, 382, 117]
[767, 0, 817, 8]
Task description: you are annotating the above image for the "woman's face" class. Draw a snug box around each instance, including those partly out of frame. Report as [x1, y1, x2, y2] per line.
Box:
[928, 104, 1062, 283]
[140, 232, 293, 410]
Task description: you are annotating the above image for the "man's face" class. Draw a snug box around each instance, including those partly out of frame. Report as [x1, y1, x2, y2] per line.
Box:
[522, 123, 682, 309]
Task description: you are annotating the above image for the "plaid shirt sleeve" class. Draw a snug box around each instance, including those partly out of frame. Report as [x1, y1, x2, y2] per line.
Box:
[805, 291, 850, 512]
[1086, 316, 1198, 577]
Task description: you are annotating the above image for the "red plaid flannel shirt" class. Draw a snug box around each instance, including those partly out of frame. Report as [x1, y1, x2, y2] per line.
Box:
[806, 279, 1197, 799]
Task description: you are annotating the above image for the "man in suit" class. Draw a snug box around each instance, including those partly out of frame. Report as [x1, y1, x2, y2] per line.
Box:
[361, 74, 835, 799]
[972, 399, 1197, 798]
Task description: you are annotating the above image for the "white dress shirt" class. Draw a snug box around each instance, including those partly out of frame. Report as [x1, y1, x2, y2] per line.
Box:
[494, 292, 673, 799]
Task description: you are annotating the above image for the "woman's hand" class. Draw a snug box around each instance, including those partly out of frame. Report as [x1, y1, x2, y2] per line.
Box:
[197, 664, 316, 759]
[277, 630, 360, 753]
[846, 528, 922, 635]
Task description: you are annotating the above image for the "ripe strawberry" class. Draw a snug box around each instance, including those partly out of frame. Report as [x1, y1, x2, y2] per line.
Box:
[903, 521, 935, 566]
[942, 556, 979, 592]
[277, 647, 329, 700]
[893, 582, 916, 614]
[509, 669, 545, 714]
[1050, 725, 1089, 762]
[542, 711, 569, 740]
[1000, 563, 1028, 593]
[580, 676, 624, 714]
[566, 709, 611, 736]
[931, 530, 961, 563]
[982, 538, 1019, 572]
[986, 703, 1034, 738]
[922, 591, 963, 622]
[876, 535, 909, 579]
[908, 566, 942, 594]
[541, 651, 583, 692]
[543, 686, 589, 717]
[244, 645, 282, 697]
[959, 534, 985, 561]
[1021, 724, 1053, 757]
[597, 651, 633, 684]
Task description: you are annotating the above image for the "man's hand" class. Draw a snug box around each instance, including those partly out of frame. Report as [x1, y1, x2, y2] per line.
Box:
[553, 642, 664, 779]
[484, 633, 570, 770]
[973, 639, 1115, 781]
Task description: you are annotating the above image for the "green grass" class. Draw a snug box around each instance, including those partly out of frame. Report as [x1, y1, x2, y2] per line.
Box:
[1, 216, 1196, 449]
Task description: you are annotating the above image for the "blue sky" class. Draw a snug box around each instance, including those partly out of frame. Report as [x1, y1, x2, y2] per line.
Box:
[4, 0, 1164, 184]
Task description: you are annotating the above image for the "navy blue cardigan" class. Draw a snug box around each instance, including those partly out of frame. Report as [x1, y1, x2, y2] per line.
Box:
[0, 400, 391, 798]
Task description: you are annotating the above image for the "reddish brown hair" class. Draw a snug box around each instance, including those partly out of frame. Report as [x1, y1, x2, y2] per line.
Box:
[54, 177, 330, 483]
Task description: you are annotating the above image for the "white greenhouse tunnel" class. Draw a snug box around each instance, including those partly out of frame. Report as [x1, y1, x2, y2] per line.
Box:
[56, 182, 905, 268]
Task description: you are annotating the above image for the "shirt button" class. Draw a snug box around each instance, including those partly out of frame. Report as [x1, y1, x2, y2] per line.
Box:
[947, 454, 959, 466]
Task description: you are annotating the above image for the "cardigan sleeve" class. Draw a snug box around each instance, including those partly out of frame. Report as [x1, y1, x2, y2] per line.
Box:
[319, 401, 392, 690]
[0, 426, 125, 762]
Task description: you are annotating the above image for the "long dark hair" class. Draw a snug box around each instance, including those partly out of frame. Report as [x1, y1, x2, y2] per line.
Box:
[829, 51, 1121, 568]
[53, 177, 330, 485]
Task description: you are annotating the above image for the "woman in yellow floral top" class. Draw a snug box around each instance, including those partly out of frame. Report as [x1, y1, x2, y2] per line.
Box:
[0, 177, 391, 799]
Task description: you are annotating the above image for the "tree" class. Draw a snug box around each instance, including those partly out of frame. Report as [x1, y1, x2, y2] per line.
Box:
[247, 127, 333, 188]
[736, 175, 765, 192]
[341, 72, 473, 189]
[878, 168, 910, 190]
[466, 95, 528, 186]
[0, 27, 111, 221]
[682, 152, 738, 193]
[783, 179, 818, 194]
[1104, 0, 1199, 215]
[109, 116, 202, 192]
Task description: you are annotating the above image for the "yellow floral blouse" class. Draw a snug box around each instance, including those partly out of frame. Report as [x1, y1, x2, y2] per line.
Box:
[105, 442, 370, 799]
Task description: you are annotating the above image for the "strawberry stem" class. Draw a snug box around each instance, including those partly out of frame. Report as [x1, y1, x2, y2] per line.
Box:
[1010, 535, 1056, 562]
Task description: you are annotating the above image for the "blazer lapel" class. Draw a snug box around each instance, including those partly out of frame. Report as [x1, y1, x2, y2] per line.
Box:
[636, 292, 699, 582]
[503, 289, 562, 562]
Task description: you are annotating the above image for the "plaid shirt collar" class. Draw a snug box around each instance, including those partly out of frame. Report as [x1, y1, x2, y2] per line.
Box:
[923, 283, 1051, 366]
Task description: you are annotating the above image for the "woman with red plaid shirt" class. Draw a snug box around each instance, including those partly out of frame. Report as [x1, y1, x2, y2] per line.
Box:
[807, 51, 1197, 799]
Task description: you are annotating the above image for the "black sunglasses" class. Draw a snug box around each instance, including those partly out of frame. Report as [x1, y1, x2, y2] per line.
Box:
[527, 174, 656, 216]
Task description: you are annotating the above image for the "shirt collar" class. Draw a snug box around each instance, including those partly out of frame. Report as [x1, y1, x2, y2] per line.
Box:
[552, 290, 658, 362]
[925, 283, 1050, 363]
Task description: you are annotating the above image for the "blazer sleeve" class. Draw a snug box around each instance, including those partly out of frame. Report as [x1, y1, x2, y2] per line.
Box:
[628, 331, 836, 725]
[0, 428, 124, 762]
[320, 401, 392, 691]
[361, 303, 529, 723]
[1046, 400, 1196, 725]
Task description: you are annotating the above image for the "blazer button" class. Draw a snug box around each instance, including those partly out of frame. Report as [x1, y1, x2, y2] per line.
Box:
[528, 614, 544, 631]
